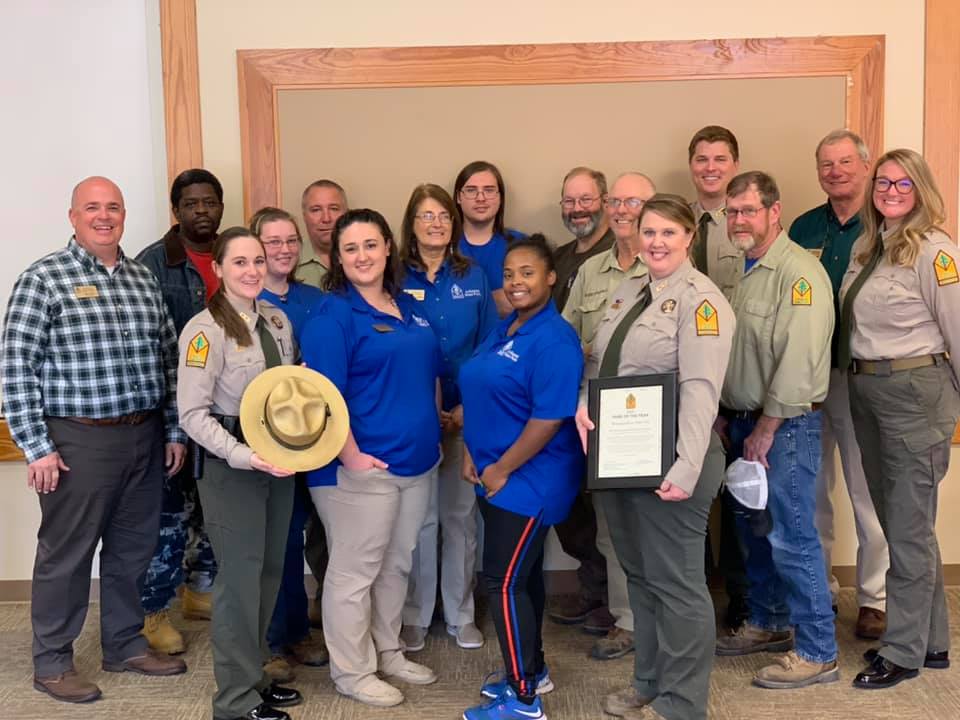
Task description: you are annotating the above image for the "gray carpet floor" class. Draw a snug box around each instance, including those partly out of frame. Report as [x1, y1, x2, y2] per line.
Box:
[2, 589, 958, 719]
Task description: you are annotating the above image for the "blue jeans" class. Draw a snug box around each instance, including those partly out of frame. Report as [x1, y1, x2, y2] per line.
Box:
[728, 412, 837, 663]
[267, 476, 312, 651]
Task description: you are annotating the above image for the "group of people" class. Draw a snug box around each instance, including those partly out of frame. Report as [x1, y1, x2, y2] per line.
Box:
[2, 124, 957, 720]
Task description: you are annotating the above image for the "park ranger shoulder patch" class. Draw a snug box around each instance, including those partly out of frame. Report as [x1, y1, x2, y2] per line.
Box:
[791, 277, 812, 306]
[934, 250, 959, 286]
[186, 331, 210, 368]
[695, 300, 719, 336]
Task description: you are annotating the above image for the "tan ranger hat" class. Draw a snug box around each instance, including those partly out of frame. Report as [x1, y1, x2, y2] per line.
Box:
[240, 366, 349, 472]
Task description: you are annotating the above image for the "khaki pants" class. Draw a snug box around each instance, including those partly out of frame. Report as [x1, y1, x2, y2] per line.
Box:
[310, 463, 435, 693]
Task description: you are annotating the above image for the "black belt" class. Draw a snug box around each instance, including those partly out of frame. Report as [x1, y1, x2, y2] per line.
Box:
[719, 404, 821, 420]
[211, 413, 243, 442]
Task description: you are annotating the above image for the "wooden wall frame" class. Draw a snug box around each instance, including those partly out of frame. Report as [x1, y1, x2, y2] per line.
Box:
[925, 0, 960, 241]
[160, 0, 203, 182]
[234, 36, 885, 218]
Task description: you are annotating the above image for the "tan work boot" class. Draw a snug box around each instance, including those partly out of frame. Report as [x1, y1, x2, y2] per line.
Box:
[752, 651, 840, 689]
[181, 586, 212, 620]
[603, 686, 651, 716]
[264, 655, 296, 683]
[287, 633, 328, 666]
[142, 609, 185, 654]
[715, 622, 793, 656]
[33, 670, 101, 703]
[623, 706, 668, 720]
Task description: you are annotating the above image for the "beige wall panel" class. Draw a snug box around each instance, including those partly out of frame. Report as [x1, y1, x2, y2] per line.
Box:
[276, 78, 845, 244]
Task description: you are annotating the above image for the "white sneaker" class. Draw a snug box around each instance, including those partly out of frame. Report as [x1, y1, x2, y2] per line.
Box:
[448, 622, 485, 649]
[340, 677, 404, 707]
[400, 624, 428, 652]
[382, 657, 438, 685]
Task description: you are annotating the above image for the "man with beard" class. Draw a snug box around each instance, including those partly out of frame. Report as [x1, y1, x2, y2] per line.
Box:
[715, 171, 838, 690]
[547, 166, 615, 631]
[136, 169, 224, 654]
[789, 130, 888, 641]
[298, 179, 348, 287]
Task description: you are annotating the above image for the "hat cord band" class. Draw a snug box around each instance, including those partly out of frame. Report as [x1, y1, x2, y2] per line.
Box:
[263, 402, 331, 451]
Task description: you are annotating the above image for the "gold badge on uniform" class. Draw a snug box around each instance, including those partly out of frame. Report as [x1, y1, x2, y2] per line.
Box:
[695, 300, 719, 336]
[404, 288, 426, 301]
[74, 285, 99, 299]
[186, 332, 210, 368]
[271, 315, 284, 330]
[791, 277, 812, 306]
[660, 299, 677, 314]
[934, 250, 959, 286]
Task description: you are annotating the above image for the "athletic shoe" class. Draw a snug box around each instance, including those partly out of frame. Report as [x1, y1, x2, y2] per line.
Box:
[464, 686, 546, 719]
[480, 666, 553, 699]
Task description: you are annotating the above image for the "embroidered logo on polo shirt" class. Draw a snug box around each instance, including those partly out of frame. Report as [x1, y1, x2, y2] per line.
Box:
[791, 277, 812, 305]
[934, 250, 959, 286]
[451, 284, 465, 299]
[186, 332, 210, 368]
[497, 340, 520, 362]
[412, 314, 431, 328]
[695, 300, 719, 336]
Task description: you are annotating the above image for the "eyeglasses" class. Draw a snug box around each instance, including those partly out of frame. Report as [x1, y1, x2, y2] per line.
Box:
[261, 238, 301, 250]
[460, 186, 500, 200]
[415, 211, 453, 225]
[560, 195, 601, 210]
[874, 177, 914, 194]
[725, 207, 765, 219]
[604, 197, 646, 210]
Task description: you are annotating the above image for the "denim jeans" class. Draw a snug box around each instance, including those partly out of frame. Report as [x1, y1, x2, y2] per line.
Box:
[267, 476, 312, 651]
[728, 412, 837, 663]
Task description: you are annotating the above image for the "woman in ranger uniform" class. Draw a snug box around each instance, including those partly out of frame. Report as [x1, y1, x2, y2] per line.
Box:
[177, 227, 301, 720]
[841, 149, 960, 690]
[576, 194, 734, 720]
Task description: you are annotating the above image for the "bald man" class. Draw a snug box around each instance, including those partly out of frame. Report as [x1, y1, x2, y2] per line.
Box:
[1, 177, 187, 704]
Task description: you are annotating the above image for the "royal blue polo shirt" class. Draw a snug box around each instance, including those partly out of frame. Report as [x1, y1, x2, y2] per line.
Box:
[459, 301, 584, 525]
[259, 281, 325, 340]
[458, 229, 525, 291]
[300, 285, 441, 486]
[402, 259, 498, 411]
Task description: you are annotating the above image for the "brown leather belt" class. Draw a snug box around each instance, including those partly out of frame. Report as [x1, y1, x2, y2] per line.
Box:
[66, 411, 154, 426]
[851, 353, 946, 376]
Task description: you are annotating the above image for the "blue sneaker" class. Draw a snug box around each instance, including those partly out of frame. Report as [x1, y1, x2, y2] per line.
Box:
[464, 686, 547, 719]
[480, 666, 554, 699]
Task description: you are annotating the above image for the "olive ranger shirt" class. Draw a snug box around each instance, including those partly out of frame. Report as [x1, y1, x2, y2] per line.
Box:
[721, 231, 834, 417]
[691, 200, 743, 300]
[583, 260, 735, 495]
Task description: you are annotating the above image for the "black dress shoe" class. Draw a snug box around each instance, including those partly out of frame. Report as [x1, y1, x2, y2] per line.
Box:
[228, 703, 290, 720]
[259, 684, 303, 707]
[864, 647, 950, 669]
[853, 655, 919, 689]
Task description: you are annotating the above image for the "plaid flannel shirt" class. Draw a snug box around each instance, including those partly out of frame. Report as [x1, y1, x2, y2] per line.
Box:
[2, 237, 185, 462]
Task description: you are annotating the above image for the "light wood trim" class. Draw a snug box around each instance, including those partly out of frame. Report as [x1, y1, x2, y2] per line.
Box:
[160, 0, 204, 188]
[0, 419, 25, 462]
[925, 0, 960, 241]
[236, 36, 885, 217]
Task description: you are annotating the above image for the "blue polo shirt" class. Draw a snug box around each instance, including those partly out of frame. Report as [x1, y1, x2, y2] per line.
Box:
[259, 281, 325, 340]
[402, 260, 498, 410]
[458, 229, 525, 291]
[459, 301, 584, 525]
[300, 285, 442, 486]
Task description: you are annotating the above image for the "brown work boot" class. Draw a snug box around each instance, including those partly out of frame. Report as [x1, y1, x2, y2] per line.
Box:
[180, 586, 212, 620]
[623, 706, 668, 720]
[548, 594, 604, 625]
[855, 607, 886, 640]
[287, 633, 329, 666]
[591, 626, 635, 660]
[752, 651, 839, 689]
[715, 622, 793, 656]
[603, 686, 651, 716]
[265, 655, 296, 682]
[583, 605, 616, 635]
[142, 609, 185, 654]
[102, 648, 187, 675]
[33, 670, 101, 703]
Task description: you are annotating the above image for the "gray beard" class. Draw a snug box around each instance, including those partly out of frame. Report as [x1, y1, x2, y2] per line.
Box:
[563, 209, 603, 239]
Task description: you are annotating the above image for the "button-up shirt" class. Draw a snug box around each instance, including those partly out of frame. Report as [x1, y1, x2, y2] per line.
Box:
[296, 241, 328, 288]
[690, 200, 743, 299]
[2, 237, 184, 461]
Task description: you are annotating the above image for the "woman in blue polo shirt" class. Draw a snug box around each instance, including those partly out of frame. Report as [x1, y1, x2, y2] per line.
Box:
[398, 183, 498, 655]
[298, 209, 442, 709]
[454, 160, 526, 317]
[459, 235, 584, 720]
[250, 207, 327, 681]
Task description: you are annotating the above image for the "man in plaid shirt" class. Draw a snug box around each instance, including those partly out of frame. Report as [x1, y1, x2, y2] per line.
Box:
[2, 176, 189, 703]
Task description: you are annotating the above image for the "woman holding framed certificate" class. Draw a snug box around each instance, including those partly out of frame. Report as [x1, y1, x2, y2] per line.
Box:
[575, 194, 734, 720]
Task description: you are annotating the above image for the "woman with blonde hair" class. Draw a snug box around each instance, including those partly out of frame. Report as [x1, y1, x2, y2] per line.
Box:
[840, 149, 960, 689]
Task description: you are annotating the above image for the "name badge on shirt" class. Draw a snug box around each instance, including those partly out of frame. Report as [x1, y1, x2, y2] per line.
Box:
[74, 285, 99, 299]
[807, 248, 823, 259]
[372, 323, 395, 333]
[404, 288, 426, 301]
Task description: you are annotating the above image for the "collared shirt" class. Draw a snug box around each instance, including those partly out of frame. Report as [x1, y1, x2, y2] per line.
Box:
[459, 301, 584, 525]
[841, 229, 960, 380]
[583, 261, 734, 495]
[402, 260, 498, 410]
[177, 299, 295, 469]
[301, 286, 441, 486]
[562, 243, 648, 351]
[2, 237, 183, 462]
[458, 229, 525, 292]
[296, 241, 328, 288]
[260, 281, 325, 340]
[721, 231, 834, 417]
[690, 200, 743, 299]
[552, 228, 617, 312]
[135, 224, 207, 335]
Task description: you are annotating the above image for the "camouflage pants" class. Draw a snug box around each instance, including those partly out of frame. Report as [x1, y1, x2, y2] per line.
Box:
[141, 465, 218, 614]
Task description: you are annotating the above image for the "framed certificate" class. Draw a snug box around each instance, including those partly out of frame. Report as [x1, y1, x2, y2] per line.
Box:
[586, 372, 677, 490]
